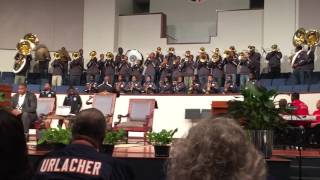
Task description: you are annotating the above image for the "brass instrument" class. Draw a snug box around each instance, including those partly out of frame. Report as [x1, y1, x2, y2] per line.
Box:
[292, 28, 320, 47]
[293, 28, 307, 47]
[199, 53, 208, 63]
[168, 47, 175, 54]
[271, 44, 279, 52]
[199, 47, 206, 53]
[13, 40, 32, 73]
[126, 49, 144, 66]
[53, 52, 61, 60]
[72, 52, 80, 60]
[185, 50, 191, 57]
[105, 52, 114, 60]
[89, 50, 97, 59]
[238, 52, 248, 61]
[156, 47, 162, 53]
[211, 52, 220, 62]
[306, 30, 320, 47]
[23, 33, 39, 49]
[223, 49, 231, 59]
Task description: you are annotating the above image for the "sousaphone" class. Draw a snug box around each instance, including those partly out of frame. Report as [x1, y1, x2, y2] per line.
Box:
[293, 28, 307, 47]
[13, 40, 32, 74]
[126, 49, 144, 66]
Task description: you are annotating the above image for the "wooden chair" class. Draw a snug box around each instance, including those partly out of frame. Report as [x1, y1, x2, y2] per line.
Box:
[114, 99, 156, 144]
[35, 98, 55, 129]
[91, 92, 117, 130]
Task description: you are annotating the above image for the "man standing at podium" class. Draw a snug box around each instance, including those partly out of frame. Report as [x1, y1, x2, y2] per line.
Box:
[11, 83, 37, 134]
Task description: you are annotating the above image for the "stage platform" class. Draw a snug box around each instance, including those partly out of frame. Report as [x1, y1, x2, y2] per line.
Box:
[27, 144, 320, 180]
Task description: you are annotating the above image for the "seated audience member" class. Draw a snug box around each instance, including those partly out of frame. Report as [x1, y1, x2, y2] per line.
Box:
[115, 75, 127, 94]
[11, 83, 37, 134]
[278, 99, 288, 113]
[143, 75, 157, 94]
[167, 117, 266, 180]
[126, 75, 142, 94]
[96, 76, 115, 93]
[40, 83, 56, 98]
[34, 108, 133, 180]
[204, 75, 219, 94]
[63, 87, 82, 114]
[312, 100, 320, 128]
[224, 74, 237, 93]
[0, 110, 33, 180]
[290, 92, 309, 116]
[84, 82, 98, 94]
[246, 72, 257, 87]
[159, 76, 173, 94]
[173, 76, 186, 94]
[188, 76, 202, 94]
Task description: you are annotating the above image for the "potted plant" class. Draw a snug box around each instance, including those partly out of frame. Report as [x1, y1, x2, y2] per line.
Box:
[37, 128, 71, 150]
[102, 129, 126, 155]
[228, 84, 286, 158]
[147, 128, 178, 157]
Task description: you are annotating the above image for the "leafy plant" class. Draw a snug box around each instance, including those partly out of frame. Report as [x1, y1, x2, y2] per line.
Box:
[103, 129, 126, 145]
[228, 84, 286, 130]
[147, 128, 178, 146]
[38, 128, 71, 145]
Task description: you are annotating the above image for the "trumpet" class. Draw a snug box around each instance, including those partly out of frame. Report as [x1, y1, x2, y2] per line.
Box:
[199, 53, 208, 63]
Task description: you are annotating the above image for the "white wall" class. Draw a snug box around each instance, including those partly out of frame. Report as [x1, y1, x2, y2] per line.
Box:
[118, 0, 134, 15]
[83, 0, 118, 65]
[150, 0, 250, 43]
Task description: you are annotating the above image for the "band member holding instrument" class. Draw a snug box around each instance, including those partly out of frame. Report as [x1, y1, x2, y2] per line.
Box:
[224, 74, 237, 93]
[51, 52, 63, 86]
[181, 50, 195, 90]
[143, 75, 157, 94]
[305, 46, 315, 84]
[115, 75, 127, 94]
[11, 83, 37, 134]
[196, 48, 210, 88]
[69, 52, 84, 86]
[104, 52, 115, 84]
[84, 75, 98, 93]
[204, 74, 219, 94]
[266, 44, 282, 79]
[188, 76, 202, 94]
[159, 76, 173, 94]
[115, 47, 125, 67]
[35, 45, 51, 83]
[208, 50, 224, 88]
[160, 58, 172, 81]
[131, 60, 144, 82]
[291, 45, 308, 85]
[173, 76, 186, 94]
[59, 47, 71, 84]
[144, 52, 160, 82]
[156, 47, 164, 62]
[172, 56, 183, 81]
[223, 49, 238, 84]
[155, 47, 164, 83]
[98, 53, 106, 83]
[165, 47, 176, 66]
[63, 86, 82, 114]
[117, 55, 131, 83]
[126, 75, 142, 94]
[86, 51, 100, 83]
[237, 51, 250, 88]
[247, 45, 261, 80]
[14, 41, 33, 84]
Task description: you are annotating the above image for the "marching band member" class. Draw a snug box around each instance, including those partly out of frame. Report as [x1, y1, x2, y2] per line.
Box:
[115, 75, 127, 94]
[291, 45, 308, 85]
[247, 45, 261, 80]
[223, 49, 238, 84]
[144, 52, 160, 82]
[131, 60, 144, 82]
[117, 55, 131, 83]
[14, 42, 33, 84]
[63, 87, 82, 114]
[69, 52, 84, 86]
[156, 47, 164, 62]
[237, 51, 250, 88]
[208, 49, 224, 87]
[181, 50, 195, 90]
[196, 47, 210, 88]
[143, 75, 157, 94]
[266, 44, 282, 79]
[96, 75, 115, 93]
[173, 76, 186, 94]
[306, 46, 316, 84]
[155, 47, 164, 82]
[224, 74, 237, 93]
[86, 51, 100, 83]
[159, 76, 173, 94]
[51, 52, 63, 86]
[126, 75, 143, 94]
[172, 56, 183, 81]
[165, 47, 176, 65]
[159, 58, 172, 81]
[115, 47, 125, 66]
[98, 53, 106, 83]
[204, 75, 219, 94]
[34, 45, 51, 82]
[59, 47, 71, 84]
[104, 52, 116, 84]
[188, 76, 202, 94]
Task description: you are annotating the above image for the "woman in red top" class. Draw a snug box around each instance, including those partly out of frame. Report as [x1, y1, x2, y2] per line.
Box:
[311, 100, 320, 128]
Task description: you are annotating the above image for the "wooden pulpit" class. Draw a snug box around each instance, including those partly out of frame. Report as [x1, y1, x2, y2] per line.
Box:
[211, 101, 229, 116]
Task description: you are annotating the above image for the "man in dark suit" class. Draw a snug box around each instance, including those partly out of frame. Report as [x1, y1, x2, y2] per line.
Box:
[266, 44, 282, 79]
[291, 45, 308, 84]
[11, 83, 37, 134]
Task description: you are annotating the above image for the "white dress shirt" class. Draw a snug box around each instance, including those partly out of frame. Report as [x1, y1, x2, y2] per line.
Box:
[17, 93, 26, 110]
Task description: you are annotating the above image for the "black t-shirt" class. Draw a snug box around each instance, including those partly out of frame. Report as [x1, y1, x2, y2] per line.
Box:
[34, 144, 133, 180]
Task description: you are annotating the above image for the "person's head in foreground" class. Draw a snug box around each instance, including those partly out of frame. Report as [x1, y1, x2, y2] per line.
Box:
[291, 92, 300, 101]
[72, 108, 106, 149]
[167, 117, 266, 180]
[0, 109, 32, 180]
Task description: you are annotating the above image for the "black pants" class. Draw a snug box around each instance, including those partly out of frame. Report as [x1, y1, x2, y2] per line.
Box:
[269, 67, 281, 79]
[69, 75, 81, 86]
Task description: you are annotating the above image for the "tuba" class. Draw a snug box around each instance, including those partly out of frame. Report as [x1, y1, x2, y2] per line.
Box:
[13, 40, 32, 74]
[306, 30, 320, 47]
[293, 28, 307, 47]
[126, 49, 143, 66]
